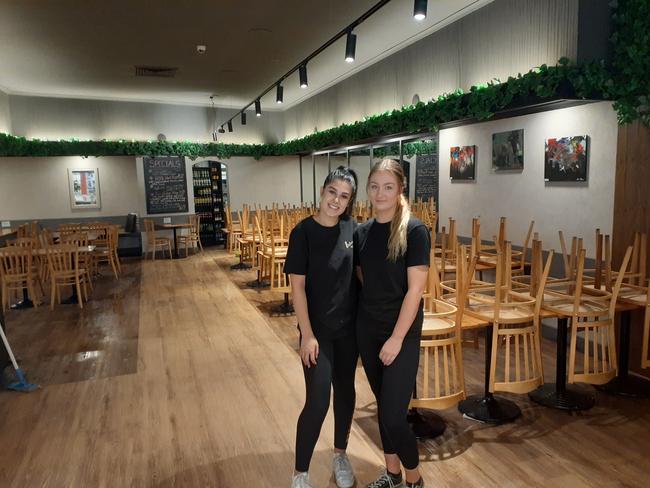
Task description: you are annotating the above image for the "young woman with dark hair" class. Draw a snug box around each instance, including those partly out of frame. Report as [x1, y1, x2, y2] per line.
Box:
[354, 159, 430, 488]
[285, 166, 360, 488]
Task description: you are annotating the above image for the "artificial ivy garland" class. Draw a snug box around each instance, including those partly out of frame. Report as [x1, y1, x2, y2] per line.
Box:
[0, 0, 646, 159]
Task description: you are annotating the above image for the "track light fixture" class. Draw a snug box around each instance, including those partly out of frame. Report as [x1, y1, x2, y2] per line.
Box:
[299, 64, 308, 88]
[218, 1, 392, 128]
[276, 84, 284, 104]
[345, 31, 357, 63]
[227, 120, 233, 132]
[414, 0, 427, 21]
[241, 112, 247, 125]
[218, 125, 225, 134]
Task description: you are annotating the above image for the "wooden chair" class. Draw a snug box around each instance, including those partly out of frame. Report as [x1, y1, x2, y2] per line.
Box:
[61, 232, 94, 287]
[177, 214, 203, 257]
[143, 220, 172, 261]
[543, 245, 633, 385]
[410, 245, 474, 411]
[269, 251, 293, 314]
[0, 247, 39, 311]
[45, 244, 89, 310]
[489, 245, 554, 394]
[642, 280, 650, 369]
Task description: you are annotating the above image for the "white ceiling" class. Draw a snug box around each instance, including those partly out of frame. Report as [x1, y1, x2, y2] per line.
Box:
[0, 0, 491, 110]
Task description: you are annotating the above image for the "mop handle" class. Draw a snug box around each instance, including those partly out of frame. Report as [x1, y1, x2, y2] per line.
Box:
[0, 317, 20, 371]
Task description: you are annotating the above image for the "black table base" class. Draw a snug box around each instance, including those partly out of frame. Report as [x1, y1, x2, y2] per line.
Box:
[271, 293, 294, 315]
[246, 279, 270, 289]
[596, 310, 650, 398]
[529, 383, 595, 410]
[459, 394, 521, 424]
[529, 317, 595, 411]
[457, 325, 522, 424]
[596, 375, 650, 398]
[407, 409, 446, 439]
[10, 289, 34, 309]
[10, 299, 34, 310]
[231, 262, 252, 270]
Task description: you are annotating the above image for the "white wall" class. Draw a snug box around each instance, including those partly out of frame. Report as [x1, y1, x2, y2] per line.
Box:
[0, 156, 140, 220]
[8, 95, 284, 144]
[192, 156, 302, 212]
[438, 101, 618, 257]
[0, 87, 11, 134]
[282, 0, 579, 141]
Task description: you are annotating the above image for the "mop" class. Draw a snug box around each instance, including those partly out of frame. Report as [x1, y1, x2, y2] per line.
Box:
[0, 314, 38, 392]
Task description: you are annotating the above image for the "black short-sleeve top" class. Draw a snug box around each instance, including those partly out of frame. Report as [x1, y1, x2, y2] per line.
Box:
[284, 216, 357, 339]
[354, 216, 430, 337]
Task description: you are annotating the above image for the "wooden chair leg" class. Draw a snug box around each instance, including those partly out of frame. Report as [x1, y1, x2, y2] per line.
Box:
[50, 279, 56, 310]
[76, 280, 84, 309]
[109, 255, 118, 279]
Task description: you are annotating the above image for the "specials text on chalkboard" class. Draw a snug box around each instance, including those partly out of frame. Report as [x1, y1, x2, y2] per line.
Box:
[143, 156, 189, 214]
[415, 154, 438, 203]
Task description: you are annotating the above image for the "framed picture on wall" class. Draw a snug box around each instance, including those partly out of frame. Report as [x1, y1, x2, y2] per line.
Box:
[492, 129, 524, 171]
[450, 145, 476, 180]
[544, 135, 588, 182]
[68, 168, 101, 209]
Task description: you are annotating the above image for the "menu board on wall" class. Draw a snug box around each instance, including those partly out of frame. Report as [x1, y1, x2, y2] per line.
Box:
[143, 156, 189, 214]
[415, 154, 438, 203]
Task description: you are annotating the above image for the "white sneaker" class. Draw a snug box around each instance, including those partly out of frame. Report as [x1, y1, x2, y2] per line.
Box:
[333, 452, 355, 488]
[292, 471, 314, 488]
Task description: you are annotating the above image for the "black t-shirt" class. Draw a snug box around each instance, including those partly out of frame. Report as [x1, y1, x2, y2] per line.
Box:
[284, 216, 357, 339]
[354, 216, 431, 338]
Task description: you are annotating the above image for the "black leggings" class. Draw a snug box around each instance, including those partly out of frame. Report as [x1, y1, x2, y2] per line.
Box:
[357, 322, 421, 470]
[295, 333, 358, 472]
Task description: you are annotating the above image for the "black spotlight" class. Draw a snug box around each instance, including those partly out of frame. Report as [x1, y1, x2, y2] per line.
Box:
[276, 84, 284, 104]
[218, 125, 225, 134]
[345, 31, 357, 63]
[241, 112, 247, 125]
[227, 120, 233, 132]
[255, 99, 262, 117]
[299, 64, 308, 88]
[414, 0, 427, 20]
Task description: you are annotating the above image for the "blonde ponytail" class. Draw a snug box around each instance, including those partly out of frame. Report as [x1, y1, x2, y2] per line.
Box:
[388, 194, 410, 261]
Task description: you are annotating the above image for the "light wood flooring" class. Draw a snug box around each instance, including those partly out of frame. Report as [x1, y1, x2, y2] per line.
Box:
[0, 249, 649, 487]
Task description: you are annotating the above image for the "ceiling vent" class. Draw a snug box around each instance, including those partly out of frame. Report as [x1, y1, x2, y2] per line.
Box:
[135, 66, 178, 78]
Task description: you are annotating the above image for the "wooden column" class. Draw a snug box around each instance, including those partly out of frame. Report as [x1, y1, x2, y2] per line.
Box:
[612, 120, 650, 378]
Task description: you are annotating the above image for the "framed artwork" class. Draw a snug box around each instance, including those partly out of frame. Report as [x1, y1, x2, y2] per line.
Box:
[544, 135, 589, 182]
[492, 129, 524, 171]
[450, 145, 475, 180]
[68, 168, 101, 209]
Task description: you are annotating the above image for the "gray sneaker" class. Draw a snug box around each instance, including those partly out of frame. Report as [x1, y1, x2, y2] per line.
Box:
[333, 452, 355, 488]
[292, 472, 313, 488]
[366, 469, 404, 488]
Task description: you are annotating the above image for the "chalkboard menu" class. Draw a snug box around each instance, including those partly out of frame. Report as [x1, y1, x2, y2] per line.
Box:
[143, 156, 189, 214]
[415, 154, 438, 203]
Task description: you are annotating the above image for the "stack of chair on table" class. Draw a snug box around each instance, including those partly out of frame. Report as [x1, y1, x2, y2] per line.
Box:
[0, 221, 123, 310]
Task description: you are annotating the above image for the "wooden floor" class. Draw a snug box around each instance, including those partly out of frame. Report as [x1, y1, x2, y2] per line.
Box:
[1, 249, 649, 487]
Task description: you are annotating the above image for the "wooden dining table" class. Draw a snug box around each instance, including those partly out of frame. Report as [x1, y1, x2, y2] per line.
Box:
[1, 245, 96, 308]
[155, 223, 193, 259]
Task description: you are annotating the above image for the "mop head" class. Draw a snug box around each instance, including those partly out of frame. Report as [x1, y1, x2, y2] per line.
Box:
[7, 368, 38, 393]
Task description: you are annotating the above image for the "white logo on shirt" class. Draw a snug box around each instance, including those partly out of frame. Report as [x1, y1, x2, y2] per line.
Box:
[344, 241, 353, 249]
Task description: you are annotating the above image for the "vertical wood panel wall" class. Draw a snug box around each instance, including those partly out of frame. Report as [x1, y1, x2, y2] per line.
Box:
[613, 120, 650, 377]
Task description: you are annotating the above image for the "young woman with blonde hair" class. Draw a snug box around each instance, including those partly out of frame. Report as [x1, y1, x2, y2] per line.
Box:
[354, 159, 430, 488]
